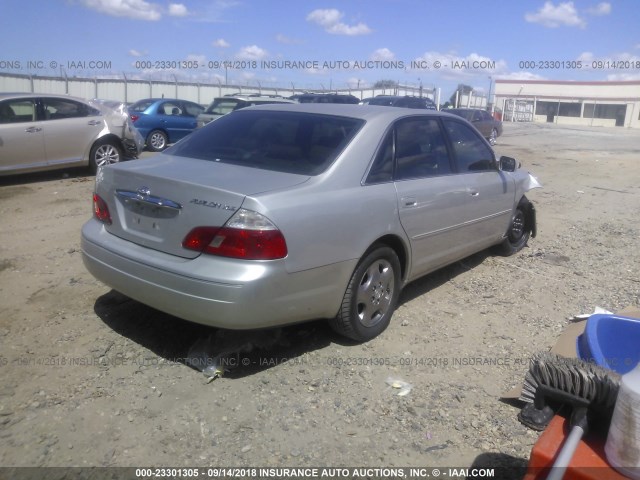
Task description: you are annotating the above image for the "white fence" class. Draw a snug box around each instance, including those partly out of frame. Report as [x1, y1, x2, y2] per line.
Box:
[1, 72, 438, 106]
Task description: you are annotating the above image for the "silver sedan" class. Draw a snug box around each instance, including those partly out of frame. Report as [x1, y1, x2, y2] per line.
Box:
[0, 93, 143, 176]
[82, 104, 539, 341]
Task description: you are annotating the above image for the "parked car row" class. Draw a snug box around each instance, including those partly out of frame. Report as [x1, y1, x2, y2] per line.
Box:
[447, 108, 503, 145]
[1, 91, 503, 175]
[0, 93, 144, 176]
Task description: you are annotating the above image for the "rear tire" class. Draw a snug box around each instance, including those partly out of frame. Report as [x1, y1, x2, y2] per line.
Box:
[90, 139, 122, 174]
[329, 245, 401, 342]
[147, 130, 168, 152]
[489, 128, 498, 146]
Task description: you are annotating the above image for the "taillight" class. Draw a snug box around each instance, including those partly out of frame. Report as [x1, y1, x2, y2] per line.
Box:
[93, 193, 112, 225]
[129, 114, 139, 122]
[182, 209, 287, 260]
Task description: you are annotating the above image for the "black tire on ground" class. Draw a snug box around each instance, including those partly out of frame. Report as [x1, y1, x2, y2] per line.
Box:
[489, 128, 498, 146]
[146, 130, 168, 152]
[90, 139, 122, 174]
[329, 245, 401, 342]
[498, 200, 531, 256]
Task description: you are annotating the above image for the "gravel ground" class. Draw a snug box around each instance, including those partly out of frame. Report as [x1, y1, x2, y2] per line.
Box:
[0, 121, 639, 478]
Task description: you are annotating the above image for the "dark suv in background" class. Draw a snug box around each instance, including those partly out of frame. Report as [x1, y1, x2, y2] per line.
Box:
[369, 95, 437, 110]
[290, 93, 360, 104]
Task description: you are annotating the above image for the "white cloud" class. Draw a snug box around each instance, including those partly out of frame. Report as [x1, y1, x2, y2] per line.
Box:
[587, 2, 611, 15]
[577, 51, 595, 62]
[371, 48, 395, 61]
[128, 49, 147, 57]
[606, 73, 640, 81]
[411, 51, 508, 81]
[212, 38, 230, 48]
[276, 34, 303, 45]
[79, 0, 162, 21]
[495, 72, 547, 81]
[525, 2, 586, 28]
[236, 45, 268, 60]
[306, 9, 372, 36]
[168, 3, 188, 17]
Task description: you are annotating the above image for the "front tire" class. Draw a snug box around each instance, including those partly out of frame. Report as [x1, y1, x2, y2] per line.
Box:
[329, 245, 401, 342]
[499, 203, 530, 255]
[147, 130, 168, 152]
[90, 139, 122, 174]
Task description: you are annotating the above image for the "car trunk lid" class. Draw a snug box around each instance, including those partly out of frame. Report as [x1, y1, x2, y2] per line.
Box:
[96, 154, 309, 258]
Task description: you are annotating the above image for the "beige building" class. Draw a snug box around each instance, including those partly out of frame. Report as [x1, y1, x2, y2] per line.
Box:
[493, 79, 640, 128]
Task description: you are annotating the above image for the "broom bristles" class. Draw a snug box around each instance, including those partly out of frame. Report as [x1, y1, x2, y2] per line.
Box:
[520, 351, 620, 410]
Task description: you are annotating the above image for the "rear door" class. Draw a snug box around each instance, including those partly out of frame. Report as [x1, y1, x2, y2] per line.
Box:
[158, 101, 200, 143]
[0, 97, 46, 172]
[40, 97, 102, 166]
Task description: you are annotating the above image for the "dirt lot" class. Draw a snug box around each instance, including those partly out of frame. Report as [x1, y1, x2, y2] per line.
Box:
[1, 122, 639, 476]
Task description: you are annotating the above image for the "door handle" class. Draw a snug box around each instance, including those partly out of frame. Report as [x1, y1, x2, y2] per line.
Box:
[469, 191, 479, 197]
[402, 197, 417, 207]
[25, 127, 42, 133]
[87, 120, 102, 126]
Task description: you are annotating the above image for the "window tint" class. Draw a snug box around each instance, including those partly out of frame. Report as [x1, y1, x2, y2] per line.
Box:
[167, 110, 364, 176]
[42, 98, 93, 120]
[395, 117, 451, 180]
[0, 99, 36, 123]
[183, 102, 203, 116]
[159, 102, 181, 115]
[442, 119, 495, 172]
[481, 111, 493, 121]
[366, 130, 393, 183]
[206, 99, 241, 115]
[130, 100, 154, 113]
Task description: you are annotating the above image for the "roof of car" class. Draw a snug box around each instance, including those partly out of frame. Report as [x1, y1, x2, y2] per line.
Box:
[0, 92, 88, 101]
[213, 96, 294, 103]
[241, 102, 450, 121]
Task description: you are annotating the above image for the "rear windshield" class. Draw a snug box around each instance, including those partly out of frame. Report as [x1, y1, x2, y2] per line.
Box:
[130, 100, 155, 112]
[166, 110, 364, 175]
[448, 109, 474, 121]
[204, 98, 243, 115]
[368, 97, 397, 106]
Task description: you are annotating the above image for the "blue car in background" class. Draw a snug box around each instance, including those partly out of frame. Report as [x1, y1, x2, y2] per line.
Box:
[128, 98, 204, 151]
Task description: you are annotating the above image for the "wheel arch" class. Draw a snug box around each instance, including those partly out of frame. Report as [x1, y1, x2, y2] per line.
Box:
[363, 234, 410, 282]
[518, 195, 537, 238]
[87, 134, 124, 162]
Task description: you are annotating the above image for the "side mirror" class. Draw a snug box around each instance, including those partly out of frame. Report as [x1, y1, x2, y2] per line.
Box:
[499, 156, 518, 172]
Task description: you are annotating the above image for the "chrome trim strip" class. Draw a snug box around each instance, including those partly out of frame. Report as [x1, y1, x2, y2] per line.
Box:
[412, 209, 511, 240]
[116, 189, 182, 210]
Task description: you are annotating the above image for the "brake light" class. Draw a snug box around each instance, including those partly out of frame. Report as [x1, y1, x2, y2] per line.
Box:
[182, 209, 287, 260]
[129, 114, 139, 122]
[93, 193, 112, 225]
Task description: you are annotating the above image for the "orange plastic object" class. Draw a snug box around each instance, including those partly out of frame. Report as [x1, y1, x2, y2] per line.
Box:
[524, 415, 629, 480]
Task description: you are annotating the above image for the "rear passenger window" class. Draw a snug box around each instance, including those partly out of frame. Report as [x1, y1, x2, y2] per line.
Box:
[183, 102, 203, 116]
[394, 118, 451, 180]
[442, 119, 495, 172]
[0, 99, 36, 123]
[366, 130, 393, 184]
[42, 98, 94, 120]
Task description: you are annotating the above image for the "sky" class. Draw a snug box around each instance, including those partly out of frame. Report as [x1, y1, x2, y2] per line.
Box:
[0, 0, 639, 98]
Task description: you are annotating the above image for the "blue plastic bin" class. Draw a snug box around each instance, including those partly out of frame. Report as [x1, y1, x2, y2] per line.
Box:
[576, 314, 640, 374]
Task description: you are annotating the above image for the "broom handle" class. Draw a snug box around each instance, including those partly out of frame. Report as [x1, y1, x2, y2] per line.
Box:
[546, 424, 586, 480]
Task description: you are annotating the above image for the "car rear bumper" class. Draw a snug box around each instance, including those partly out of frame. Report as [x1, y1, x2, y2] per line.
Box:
[81, 219, 355, 329]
